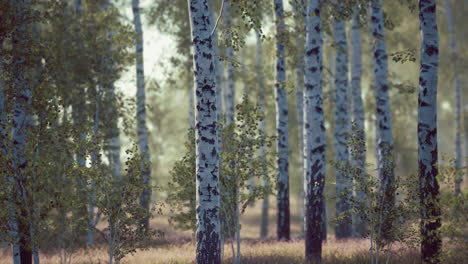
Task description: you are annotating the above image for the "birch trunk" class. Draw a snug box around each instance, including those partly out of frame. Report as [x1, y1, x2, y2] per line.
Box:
[189, 81, 196, 128]
[418, 1, 441, 263]
[350, 8, 367, 237]
[72, 0, 86, 168]
[274, 0, 290, 241]
[86, 86, 101, 246]
[103, 0, 122, 181]
[1, 49, 21, 264]
[257, 30, 269, 239]
[188, 0, 221, 262]
[370, 0, 395, 239]
[293, 0, 305, 227]
[443, 0, 463, 195]
[188, 60, 196, 128]
[133, 0, 152, 231]
[223, 0, 235, 125]
[304, 0, 325, 261]
[71, 3, 88, 240]
[333, 15, 352, 239]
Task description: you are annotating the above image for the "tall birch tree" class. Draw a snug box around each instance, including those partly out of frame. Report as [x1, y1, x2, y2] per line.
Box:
[293, 0, 306, 225]
[256, 29, 269, 239]
[274, 0, 290, 241]
[223, 0, 235, 125]
[418, 0, 441, 263]
[333, 7, 352, 239]
[103, 0, 122, 181]
[133, 0, 152, 231]
[443, 0, 463, 195]
[187, 0, 221, 263]
[303, 0, 325, 261]
[350, 6, 367, 236]
[370, 0, 395, 238]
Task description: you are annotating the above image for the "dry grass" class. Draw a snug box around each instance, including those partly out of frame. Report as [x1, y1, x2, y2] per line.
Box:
[1, 238, 446, 264]
[0, 197, 466, 263]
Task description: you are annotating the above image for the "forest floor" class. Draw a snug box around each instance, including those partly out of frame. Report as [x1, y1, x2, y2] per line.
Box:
[0, 198, 466, 263]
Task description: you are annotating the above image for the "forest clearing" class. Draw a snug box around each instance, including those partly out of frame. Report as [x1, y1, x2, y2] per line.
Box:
[0, 0, 467, 264]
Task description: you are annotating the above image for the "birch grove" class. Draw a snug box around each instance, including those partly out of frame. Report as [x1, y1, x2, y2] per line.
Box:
[0, 0, 466, 263]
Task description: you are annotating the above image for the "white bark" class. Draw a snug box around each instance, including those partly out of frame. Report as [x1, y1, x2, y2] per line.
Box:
[212, 33, 223, 127]
[188, 0, 221, 263]
[133, 0, 152, 230]
[102, 0, 122, 180]
[293, 0, 305, 227]
[443, 0, 463, 195]
[257, 30, 269, 239]
[86, 87, 101, 246]
[350, 8, 367, 236]
[418, 1, 441, 263]
[274, 0, 290, 241]
[223, 0, 235, 125]
[189, 79, 196, 128]
[303, 0, 325, 261]
[370, 0, 396, 239]
[333, 15, 352, 239]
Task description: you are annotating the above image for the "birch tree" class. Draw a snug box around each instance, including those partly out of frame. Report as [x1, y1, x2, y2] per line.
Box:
[71, 0, 91, 246]
[256, 29, 269, 239]
[418, 0, 441, 263]
[132, 0, 152, 232]
[187, 0, 221, 262]
[303, 0, 325, 261]
[103, 0, 122, 181]
[370, 0, 395, 239]
[333, 7, 352, 239]
[223, 0, 235, 125]
[443, 0, 463, 195]
[350, 6, 367, 236]
[293, 0, 305, 226]
[274, 0, 290, 241]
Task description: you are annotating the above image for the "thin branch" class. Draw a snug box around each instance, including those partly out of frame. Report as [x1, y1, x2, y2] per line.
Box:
[211, 0, 225, 37]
